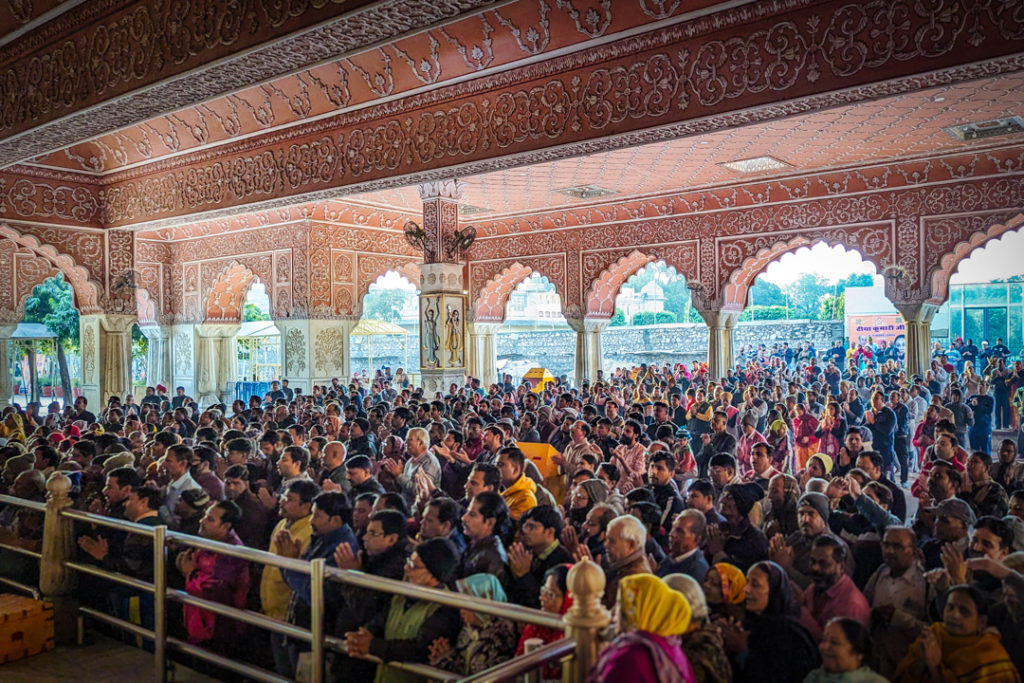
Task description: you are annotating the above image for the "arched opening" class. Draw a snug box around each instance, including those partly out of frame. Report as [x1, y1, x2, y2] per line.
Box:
[236, 280, 281, 382]
[131, 323, 147, 396]
[498, 272, 571, 381]
[737, 243, 881, 364]
[611, 261, 696, 327]
[17, 274, 80, 407]
[354, 271, 419, 383]
[934, 228, 1024, 365]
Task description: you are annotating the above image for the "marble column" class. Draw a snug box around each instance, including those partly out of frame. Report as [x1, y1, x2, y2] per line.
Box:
[896, 302, 939, 378]
[467, 322, 501, 385]
[420, 263, 466, 395]
[697, 309, 740, 381]
[0, 323, 15, 406]
[566, 318, 609, 385]
[195, 323, 240, 405]
[140, 324, 171, 390]
[99, 314, 136, 403]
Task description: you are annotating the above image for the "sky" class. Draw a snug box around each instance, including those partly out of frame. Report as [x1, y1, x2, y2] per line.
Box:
[756, 234, 1024, 286]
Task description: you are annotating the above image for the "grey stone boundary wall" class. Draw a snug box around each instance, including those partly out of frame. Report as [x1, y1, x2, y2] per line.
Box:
[497, 320, 846, 379]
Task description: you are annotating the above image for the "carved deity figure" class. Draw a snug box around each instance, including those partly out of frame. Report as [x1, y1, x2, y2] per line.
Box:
[445, 304, 462, 365]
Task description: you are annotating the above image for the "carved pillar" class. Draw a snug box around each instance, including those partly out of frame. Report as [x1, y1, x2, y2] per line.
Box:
[308, 319, 356, 385]
[697, 309, 740, 381]
[0, 323, 16, 406]
[416, 180, 468, 395]
[98, 314, 136, 403]
[140, 324, 170, 390]
[195, 323, 240, 405]
[420, 263, 466, 395]
[895, 302, 939, 378]
[566, 318, 608, 385]
[78, 315, 102, 409]
[170, 325, 196, 399]
[276, 319, 312, 394]
[467, 322, 501, 384]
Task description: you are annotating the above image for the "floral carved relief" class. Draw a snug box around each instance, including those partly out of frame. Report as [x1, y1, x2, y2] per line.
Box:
[174, 330, 192, 374]
[314, 327, 345, 375]
[285, 327, 306, 375]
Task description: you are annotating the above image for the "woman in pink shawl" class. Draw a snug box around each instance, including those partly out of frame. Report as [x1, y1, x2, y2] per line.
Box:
[589, 574, 696, 683]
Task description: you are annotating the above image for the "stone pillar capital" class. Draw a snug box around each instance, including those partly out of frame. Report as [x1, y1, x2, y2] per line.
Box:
[695, 308, 741, 329]
[98, 313, 137, 334]
[197, 322, 242, 338]
[417, 179, 465, 201]
[0, 323, 17, 338]
[894, 302, 940, 324]
[467, 322, 502, 336]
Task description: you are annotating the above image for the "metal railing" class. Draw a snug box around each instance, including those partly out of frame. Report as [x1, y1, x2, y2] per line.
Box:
[0, 475, 611, 682]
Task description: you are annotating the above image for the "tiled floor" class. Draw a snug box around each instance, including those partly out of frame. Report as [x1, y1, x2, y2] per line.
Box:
[0, 635, 222, 682]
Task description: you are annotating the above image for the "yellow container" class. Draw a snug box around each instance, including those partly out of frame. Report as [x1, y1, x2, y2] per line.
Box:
[0, 594, 55, 664]
[523, 368, 555, 393]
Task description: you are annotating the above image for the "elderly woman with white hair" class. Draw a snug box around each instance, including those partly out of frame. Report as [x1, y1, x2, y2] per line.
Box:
[664, 573, 733, 683]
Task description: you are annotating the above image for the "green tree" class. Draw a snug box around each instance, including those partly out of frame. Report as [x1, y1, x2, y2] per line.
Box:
[243, 302, 271, 322]
[610, 309, 626, 327]
[739, 305, 790, 321]
[363, 288, 413, 322]
[819, 292, 845, 320]
[784, 273, 832, 319]
[749, 278, 786, 307]
[23, 274, 79, 403]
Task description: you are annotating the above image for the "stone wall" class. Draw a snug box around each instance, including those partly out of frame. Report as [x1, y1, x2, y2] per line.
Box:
[495, 320, 845, 379]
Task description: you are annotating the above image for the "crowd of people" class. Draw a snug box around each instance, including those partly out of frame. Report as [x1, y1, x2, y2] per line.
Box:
[2, 335, 1024, 682]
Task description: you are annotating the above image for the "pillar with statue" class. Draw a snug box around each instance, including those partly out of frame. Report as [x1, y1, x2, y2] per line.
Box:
[407, 180, 477, 395]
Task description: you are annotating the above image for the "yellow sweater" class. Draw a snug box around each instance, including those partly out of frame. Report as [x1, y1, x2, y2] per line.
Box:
[260, 514, 312, 620]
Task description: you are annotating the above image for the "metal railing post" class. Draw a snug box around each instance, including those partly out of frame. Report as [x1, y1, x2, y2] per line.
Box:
[310, 557, 326, 683]
[562, 559, 610, 683]
[153, 525, 168, 683]
[41, 472, 78, 644]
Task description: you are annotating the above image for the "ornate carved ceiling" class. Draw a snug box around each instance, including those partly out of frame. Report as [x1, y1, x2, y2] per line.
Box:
[0, 0, 1022, 237]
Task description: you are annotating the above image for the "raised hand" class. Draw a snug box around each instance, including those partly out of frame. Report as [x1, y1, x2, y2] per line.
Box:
[334, 543, 363, 571]
[507, 542, 533, 579]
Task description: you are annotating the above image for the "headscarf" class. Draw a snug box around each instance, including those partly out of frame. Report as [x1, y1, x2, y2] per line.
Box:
[618, 574, 692, 637]
[750, 561, 801, 617]
[714, 563, 747, 605]
[809, 453, 833, 476]
[457, 573, 507, 625]
[4, 413, 25, 442]
[663, 574, 709, 621]
[578, 478, 609, 506]
[777, 473, 799, 506]
[770, 419, 788, 436]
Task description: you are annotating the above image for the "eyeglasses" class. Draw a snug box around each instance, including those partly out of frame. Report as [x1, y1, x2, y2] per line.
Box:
[365, 530, 385, 538]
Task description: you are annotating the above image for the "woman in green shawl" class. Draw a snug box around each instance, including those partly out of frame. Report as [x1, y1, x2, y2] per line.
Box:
[428, 573, 518, 675]
[344, 538, 462, 683]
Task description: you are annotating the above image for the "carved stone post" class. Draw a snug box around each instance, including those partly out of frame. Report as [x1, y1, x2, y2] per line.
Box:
[566, 318, 608, 385]
[563, 558, 610, 682]
[41, 472, 78, 644]
[99, 314, 136, 403]
[0, 323, 16, 406]
[896, 302, 939, 378]
[195, 323, 240, 405]
[309, 319, 356, 385]
[467, 322, 501, 385]
[416, 180, 470, 395]
[140, 324, 171, 390]
[697, 309, 740, 381]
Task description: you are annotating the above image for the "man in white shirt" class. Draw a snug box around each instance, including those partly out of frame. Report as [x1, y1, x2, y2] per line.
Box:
[161, 444, 202, 527]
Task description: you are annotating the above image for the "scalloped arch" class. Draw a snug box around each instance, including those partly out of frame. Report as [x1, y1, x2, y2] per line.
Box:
[355, 264, 421, 319]
[723, 236, 881, 309]
[0, 223, 103, 314]
[204, 260, 266, 323]
[928, 213, 1024, 305]
[586, 250, 657, 319]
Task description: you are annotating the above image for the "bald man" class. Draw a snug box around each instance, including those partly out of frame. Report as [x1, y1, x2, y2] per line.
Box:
[319, 441, 350, 494]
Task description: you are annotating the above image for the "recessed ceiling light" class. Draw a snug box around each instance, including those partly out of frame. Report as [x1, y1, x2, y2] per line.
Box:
[945, 116, 1024, 141]
[933, 96, 945, 102]
[458, 204, 492, 215]
[554, 185, 616, 199]
[719, 156, 792, 173]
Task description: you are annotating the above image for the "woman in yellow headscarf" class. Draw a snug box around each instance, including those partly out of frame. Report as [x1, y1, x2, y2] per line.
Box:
[588, 574, 696, 683]
[701, 562, 747, 621]
[1, 411, 26, 443]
